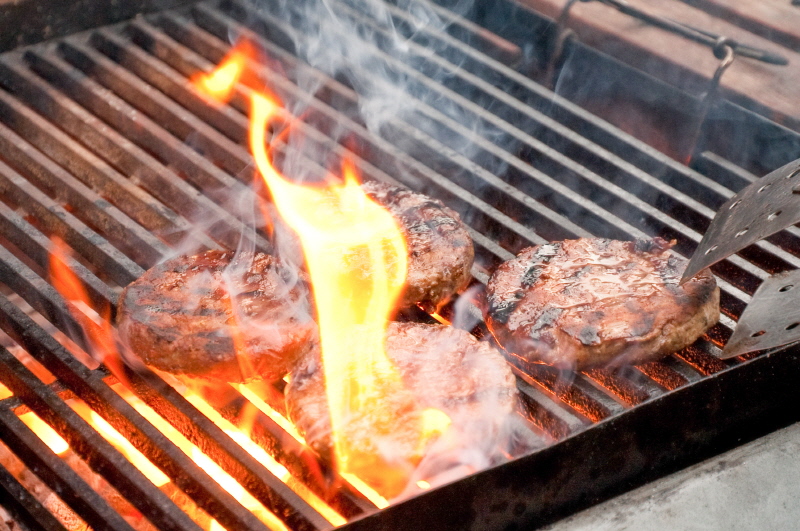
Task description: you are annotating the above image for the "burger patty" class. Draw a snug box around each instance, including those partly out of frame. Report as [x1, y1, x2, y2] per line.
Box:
[484, 238, 719, 369]
[362, 181, 474, 312]
[116, 250, 316, 382]
[285, 321, 517, 460]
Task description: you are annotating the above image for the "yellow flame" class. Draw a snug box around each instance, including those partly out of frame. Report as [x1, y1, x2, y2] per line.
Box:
[340, 472, 389, 509]
[251, 94, 420, 497]
[191, 41, 253, 102]
[194, 40, 451, 498]
[429, 311, 451, 326]
[420, 408, 452, 446]
[186, 394, 346, 527]
[238, 383, 394, 508]
[190, 448, 289, 531]
[111, 387, 286, 531]
[19, 412, 69, 455]
[236, 384, 305, 444]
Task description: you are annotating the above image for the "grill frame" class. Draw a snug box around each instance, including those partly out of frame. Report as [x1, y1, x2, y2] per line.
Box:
[0, 0, 798, 529]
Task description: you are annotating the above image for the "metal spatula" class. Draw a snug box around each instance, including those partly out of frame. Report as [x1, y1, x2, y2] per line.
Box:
[680, 157, 800, 358]
[681, 157, 800, 284]
[722, 270, 800, 357]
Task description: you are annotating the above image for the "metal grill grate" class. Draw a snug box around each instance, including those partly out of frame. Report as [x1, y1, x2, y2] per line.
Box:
[0, 0, 798, 529]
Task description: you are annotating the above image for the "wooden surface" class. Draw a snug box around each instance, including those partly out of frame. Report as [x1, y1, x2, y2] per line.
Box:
[681, 0, 800, 51]
[519, 0, 800, 130]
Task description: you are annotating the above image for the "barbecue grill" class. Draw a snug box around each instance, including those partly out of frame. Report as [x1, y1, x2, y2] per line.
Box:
[0, 0, 799, 529]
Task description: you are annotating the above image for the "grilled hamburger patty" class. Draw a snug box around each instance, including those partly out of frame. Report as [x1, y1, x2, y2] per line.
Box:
[362, 181, 474, 312]
[285, 321, 517, 460]
[485, 238, 719, 369]
[116, 250, 315, 382]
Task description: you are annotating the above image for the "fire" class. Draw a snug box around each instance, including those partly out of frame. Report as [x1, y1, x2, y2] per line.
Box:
[48, 237, 128, 387]
[119, 386, 290, 531]
[46, 246, 345, 528]
[191, 40, 257, 102]
[194, 42, 450, 497]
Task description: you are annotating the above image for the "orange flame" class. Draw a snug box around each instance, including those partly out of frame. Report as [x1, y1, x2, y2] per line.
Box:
[117, 385, 290, 531]
[191, 40, 256, 102]
[46, 240, 345, 528]
[48, 237, 129, 388]
[193, 41, 450, 497]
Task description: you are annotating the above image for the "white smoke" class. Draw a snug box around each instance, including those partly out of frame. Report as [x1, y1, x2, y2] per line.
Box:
[241, 0, 537, 496]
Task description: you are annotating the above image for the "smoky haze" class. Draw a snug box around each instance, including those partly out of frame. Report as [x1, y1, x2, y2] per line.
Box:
[237, 0, 519, 193]
[235, 0, 536, 497]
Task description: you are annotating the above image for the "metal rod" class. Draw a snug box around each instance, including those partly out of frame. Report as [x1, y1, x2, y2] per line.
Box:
[595, 0, 788, 65]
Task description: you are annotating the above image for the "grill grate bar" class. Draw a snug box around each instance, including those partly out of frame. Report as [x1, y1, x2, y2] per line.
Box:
[0, 83, 204, 251]
[0, 404, 136, 531]
[0, 56, 269, 256]
[17, 49, 264, 232]
[675, 345, 729, 377]
[120, 370, 334, 530]
[517, 391, 572, 442]
[57, 38, 253, 180]
[580, 368, 650, 407]
[0, 293, 306, 530]
[634, 361, 689, 391]
[143, 11, 550, 258]
[0, 346, 203, 531]
[0, 199, 115, 308]
[0, 445, 70, 531]
[90, 28, 248, 145]
[509, 363, 611, 423]
[207, 384, 375, 518]
[0, 246, 334, 529]
[0, 119, 167, 268]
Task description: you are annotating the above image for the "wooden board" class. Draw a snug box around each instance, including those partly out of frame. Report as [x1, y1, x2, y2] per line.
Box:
[518, 0, 800, 130]
[681, 0, 800, 51]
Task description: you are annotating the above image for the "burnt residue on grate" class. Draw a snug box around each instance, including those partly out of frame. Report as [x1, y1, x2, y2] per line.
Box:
[0, 0, 797, 530]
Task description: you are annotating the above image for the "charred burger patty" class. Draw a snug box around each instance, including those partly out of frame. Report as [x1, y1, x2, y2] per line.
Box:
[285, 321, 517, 459]
[116, 250, 315, 382]
[362, 181, 474, 312]
[484, 238, 719, 369]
